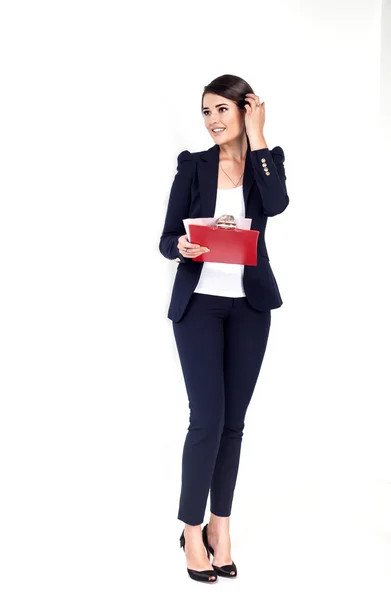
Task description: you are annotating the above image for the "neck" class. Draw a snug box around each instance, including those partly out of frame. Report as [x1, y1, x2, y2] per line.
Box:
[218, 134, 248, 163]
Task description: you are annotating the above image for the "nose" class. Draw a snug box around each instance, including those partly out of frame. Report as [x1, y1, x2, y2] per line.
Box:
[210, 112, 221, 125]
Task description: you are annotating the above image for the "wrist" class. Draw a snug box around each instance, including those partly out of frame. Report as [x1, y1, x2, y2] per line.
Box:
[248, 135, 267, 151]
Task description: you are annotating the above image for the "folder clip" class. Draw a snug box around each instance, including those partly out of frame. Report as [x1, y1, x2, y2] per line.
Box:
[216, 214, 237, 230]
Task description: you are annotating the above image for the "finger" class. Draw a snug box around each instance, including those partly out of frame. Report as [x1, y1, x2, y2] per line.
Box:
[182, 248, 199, 256]
[245, 94, 262, 107]
[178, 235, 200, 247]
[181, 247, 199, 255]
[244, 97, 256, 110]
[191, 246, 209, 253]
[192, 248, 209, 256]
[179, 246, 198, 254]
[183, 242, 201, 249]
[180, 243, 209, 255]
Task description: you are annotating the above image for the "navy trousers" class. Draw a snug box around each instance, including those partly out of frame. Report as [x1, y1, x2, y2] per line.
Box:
[172, 292, 271, 526]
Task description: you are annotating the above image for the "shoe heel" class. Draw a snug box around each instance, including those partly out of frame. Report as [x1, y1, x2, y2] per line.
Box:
[179, 530, 185, 549]
[202, 524, 213, 558]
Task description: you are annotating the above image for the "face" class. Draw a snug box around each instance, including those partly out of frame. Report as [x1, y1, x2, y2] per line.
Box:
[202, 93, 245, 144]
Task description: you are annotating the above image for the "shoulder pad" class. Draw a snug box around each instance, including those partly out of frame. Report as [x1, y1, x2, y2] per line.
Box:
[271, 146, 285, 164]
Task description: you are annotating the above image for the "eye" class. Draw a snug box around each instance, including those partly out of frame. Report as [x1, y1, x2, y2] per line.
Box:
[203, 107, 228, 116]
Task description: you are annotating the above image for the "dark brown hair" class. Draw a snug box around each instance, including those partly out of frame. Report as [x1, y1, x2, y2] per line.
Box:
[201, 74, 255, 115]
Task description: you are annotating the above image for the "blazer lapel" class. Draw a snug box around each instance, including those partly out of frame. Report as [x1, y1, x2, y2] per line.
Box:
[198, 140, 254, 218]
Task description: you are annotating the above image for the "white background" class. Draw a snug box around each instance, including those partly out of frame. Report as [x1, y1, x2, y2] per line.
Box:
[1, 0, 390, 598]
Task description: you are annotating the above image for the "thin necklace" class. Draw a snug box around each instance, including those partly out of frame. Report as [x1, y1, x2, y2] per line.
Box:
[219, 162, 244, 188]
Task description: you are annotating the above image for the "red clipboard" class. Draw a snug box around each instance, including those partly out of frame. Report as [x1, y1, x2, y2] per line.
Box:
[188, 224, 259, 266]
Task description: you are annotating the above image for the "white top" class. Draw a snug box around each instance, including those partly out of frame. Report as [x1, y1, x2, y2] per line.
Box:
[193, 185, 246, 298]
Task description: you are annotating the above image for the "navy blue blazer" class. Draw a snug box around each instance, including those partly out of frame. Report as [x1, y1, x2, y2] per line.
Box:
[159, 138, 289, 322]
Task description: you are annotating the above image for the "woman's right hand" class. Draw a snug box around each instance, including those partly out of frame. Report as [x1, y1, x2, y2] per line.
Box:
[177, 234, 210, 259]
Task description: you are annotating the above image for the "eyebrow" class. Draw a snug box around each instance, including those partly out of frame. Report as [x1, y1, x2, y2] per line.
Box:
[202, 103, 229, 110]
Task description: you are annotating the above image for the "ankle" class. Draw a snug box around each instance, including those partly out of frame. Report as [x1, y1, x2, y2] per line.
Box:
[208, 514, 230, 535]
[184, 523, 202, 536]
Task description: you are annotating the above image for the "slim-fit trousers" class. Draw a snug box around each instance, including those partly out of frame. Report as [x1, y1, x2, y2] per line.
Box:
[172, 292, 271, 526]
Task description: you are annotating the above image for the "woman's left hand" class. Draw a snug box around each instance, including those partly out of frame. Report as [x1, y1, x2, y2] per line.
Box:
[244, 93, 265, 139]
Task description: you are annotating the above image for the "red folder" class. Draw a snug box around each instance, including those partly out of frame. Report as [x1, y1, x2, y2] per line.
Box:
[188, 224, 259, 266]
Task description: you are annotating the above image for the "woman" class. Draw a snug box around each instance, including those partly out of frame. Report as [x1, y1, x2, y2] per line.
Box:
[159, 74, 289, 583]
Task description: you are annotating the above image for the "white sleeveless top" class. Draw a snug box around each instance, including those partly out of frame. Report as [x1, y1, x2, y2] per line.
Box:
[193, 185, 246, 298]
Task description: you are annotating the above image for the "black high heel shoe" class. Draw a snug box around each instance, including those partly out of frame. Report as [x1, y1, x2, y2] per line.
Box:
[179, 529, 218, 583]
[202, 523, 238, 578]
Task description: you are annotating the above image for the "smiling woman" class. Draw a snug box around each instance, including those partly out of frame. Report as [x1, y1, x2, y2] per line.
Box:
[201, 93, 246, 150]
[159, 73, 289, 584]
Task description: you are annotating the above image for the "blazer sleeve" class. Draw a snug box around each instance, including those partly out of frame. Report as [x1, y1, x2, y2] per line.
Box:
[159, 150, 194, 263]
[249, 145, 289, 216]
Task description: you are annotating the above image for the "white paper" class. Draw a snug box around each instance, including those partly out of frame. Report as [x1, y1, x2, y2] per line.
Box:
[183, 217, 252, 242]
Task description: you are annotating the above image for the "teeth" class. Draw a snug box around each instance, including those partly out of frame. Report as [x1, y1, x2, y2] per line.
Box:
[213, 128, 225, 132]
